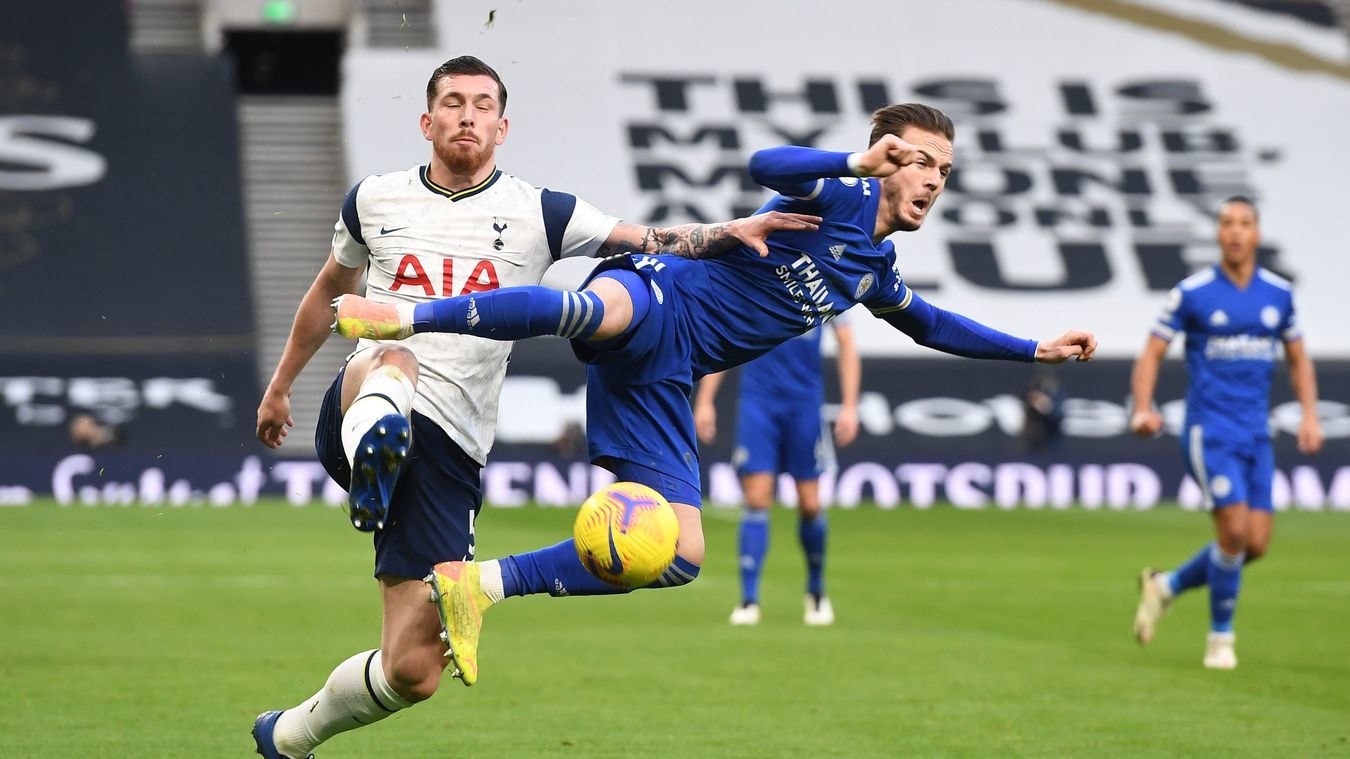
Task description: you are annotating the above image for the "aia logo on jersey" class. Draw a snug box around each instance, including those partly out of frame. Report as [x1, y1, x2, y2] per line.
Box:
[492, 218, 508, 250]
[389, 255, 500, 296]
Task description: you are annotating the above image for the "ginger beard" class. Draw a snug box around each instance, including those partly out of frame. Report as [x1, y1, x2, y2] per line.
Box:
[436, 132, 494, 176]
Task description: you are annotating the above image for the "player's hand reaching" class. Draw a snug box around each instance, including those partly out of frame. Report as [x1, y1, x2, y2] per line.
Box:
[729, 211, 822, 257]
[694, 402, 717, 444]
[1130, 409, 1164, 437]
[834, 406, 859, 447]
[851, 134, 923, 178]
[1035, 330, 1097, 364]
[1298, 415, 1324, 454]
[257, 388, 295, 449]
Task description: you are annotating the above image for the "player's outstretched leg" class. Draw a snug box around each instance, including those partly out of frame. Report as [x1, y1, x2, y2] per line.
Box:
[426, 498, 704, 685]
[341, 362, 415, 531]
[332, 279, 621, 341]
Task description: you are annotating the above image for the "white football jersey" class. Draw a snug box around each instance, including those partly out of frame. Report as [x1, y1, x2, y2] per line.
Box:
[331, 165, 619, 464]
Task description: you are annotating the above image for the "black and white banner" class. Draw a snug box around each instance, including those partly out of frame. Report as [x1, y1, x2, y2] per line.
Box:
[343, 0, 1350, 358]
[4, 347, 1347, 510]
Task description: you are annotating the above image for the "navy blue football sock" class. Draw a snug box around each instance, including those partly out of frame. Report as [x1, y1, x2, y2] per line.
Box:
[738, 509, 770, 604]
[1169, 542, 1212, 595]
[648, 555, 701, 588]
[499, 540, 630, 598]
[798, 512, 827, 597]
[1207, 544, 1245, 633]
[411, 286, 606, 340]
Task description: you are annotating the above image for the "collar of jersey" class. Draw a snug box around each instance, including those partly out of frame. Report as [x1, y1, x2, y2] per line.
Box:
[420, 165, 502, 201]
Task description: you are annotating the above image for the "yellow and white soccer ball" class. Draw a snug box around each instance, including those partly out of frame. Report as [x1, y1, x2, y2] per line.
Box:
[573, 482, 679, 588]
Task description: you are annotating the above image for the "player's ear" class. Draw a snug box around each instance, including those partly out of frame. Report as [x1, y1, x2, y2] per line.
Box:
[420, 111, 433, 141]
[495, 116, 509, 145]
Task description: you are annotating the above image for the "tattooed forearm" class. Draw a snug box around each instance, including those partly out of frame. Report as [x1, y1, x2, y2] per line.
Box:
[652, 223, 732, 259]
[599, 222, 735, 259]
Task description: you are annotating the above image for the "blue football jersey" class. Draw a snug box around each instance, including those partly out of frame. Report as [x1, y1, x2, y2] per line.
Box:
[739, 326, 825, 404]
[1153, 265, 1300, 438]
[672, 175, 907, 379]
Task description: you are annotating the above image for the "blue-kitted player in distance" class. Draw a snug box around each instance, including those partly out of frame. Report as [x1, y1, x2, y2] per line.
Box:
[333, 103, 1098, 685]
[693, 314, 862, 627]
[1130, 196, 1322, 670]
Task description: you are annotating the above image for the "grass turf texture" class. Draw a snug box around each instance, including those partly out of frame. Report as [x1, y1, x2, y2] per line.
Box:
[2, 499, 1348, 757]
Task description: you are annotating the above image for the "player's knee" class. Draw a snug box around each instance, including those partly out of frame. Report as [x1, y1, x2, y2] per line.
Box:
[384, 647, 443, 703]
[585, 270, 649, 342]
[675, 532, 705, 567]
[368, 344, 419, 375]
[798, 500, 822, 520]
[1217, 528, 1248, 555]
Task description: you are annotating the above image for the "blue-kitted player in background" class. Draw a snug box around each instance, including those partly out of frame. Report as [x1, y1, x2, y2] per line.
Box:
[693, 313, 861, 627]
[333, 103, 1098, 685]
[1130, 196, 1323, 670]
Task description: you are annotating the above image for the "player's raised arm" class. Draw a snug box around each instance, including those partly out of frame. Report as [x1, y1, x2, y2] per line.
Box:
[598, 212, 821, 260]
[874, 288, 1095, 365]
[748, 135, 923, 198]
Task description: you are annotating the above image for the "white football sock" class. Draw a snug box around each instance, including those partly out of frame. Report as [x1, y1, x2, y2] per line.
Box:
[273, 649, 412, 756]
[478, 560, 505, 603]
[1155, 571, 1176, 600]
[341, 365, 415, 468]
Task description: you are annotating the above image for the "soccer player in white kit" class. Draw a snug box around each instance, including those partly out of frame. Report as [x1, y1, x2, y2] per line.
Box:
[250, 56, 817, 758]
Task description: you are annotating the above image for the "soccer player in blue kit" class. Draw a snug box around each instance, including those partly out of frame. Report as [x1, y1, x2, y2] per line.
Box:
[693, 314, 861, 627]
[333, 103, 1098, 685]
[1130, 196, 1323, 669]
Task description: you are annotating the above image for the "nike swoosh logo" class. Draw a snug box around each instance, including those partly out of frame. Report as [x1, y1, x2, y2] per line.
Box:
[606, 521, 624, 576]
[380, 225, 409, 235]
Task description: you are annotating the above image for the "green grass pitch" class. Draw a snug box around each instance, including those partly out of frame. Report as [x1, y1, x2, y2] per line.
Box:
[3, 499, 1348, 757]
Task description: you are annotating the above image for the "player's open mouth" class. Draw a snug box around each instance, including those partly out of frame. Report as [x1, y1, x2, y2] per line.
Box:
[911, 199, 929, 214]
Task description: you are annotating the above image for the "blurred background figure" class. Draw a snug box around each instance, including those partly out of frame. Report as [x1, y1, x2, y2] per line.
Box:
[695, 313, 861, 627]
[1020, 370, 1064, 453]
[67, 414, 123, 450]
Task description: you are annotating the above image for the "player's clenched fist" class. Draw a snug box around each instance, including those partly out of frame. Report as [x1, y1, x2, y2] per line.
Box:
[1130, 409, 1164, 437]
[1035, 330, 1097, 364]
[850, 134, 922, 178]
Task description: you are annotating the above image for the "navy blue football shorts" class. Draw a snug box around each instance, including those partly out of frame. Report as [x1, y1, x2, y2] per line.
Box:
[734, 397, 828, 481]
[572, 255, 704, 508]
[1181, 422, 1274, 512]
[316, 361, 483, 580]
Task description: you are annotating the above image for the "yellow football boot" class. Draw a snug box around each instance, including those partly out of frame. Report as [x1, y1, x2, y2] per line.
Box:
[331, 294, 412, 340]
[426, 560, 495, 687]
